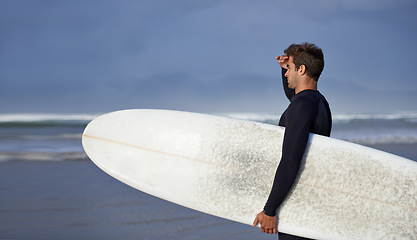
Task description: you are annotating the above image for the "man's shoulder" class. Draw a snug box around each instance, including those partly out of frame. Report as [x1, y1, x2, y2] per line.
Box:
[291, 90, 322, 106]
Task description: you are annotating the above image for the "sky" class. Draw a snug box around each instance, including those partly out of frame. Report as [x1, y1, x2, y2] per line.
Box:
[1, 0, 416, 114]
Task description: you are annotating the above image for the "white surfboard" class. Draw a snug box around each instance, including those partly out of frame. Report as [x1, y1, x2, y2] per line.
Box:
[82, 109, 416, 240]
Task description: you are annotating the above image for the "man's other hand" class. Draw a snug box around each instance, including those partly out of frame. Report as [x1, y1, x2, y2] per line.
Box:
[252, 211, 278, 234]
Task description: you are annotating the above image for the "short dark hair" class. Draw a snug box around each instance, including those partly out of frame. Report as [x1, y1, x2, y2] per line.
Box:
[284, 42, 324, 81]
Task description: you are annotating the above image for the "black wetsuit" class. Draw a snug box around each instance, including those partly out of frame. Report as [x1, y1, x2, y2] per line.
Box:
[263, 68, 332, 240]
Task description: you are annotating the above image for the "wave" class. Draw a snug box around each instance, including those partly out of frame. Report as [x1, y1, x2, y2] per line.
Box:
[221, 111, 417, 124]
[332, 112, 417, 123]
[0, 133, 82, 141]
[0, 151, 88, 162]
[0, 113, 100, 122]
[1, 111, 417, 126]
[336, 135, 417, 145]
[0, 113, 101, 126]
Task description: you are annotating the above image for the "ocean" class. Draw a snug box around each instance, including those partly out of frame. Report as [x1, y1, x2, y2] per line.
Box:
[1, 112, 416, 162]
[1, 112, 416, 239]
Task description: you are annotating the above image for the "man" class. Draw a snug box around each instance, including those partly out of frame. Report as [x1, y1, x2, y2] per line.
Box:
[252, 43, 332, 240]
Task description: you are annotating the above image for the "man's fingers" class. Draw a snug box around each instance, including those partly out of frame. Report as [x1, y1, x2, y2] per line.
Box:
[276, 55, 289, 69]
[276, 55, 288, 60]
[265, 228, 277, 234]
[252, 217, 259, 227]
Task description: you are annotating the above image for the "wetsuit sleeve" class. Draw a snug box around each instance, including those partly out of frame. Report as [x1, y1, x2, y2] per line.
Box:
[282, 67, 295, 100]
[263, 98, 314, 216]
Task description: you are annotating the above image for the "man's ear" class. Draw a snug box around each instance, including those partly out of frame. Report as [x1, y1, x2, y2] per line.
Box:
[298, 65, 306, 75]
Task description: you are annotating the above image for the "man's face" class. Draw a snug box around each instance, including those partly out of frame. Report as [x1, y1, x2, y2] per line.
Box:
[284, 56, 299, 89]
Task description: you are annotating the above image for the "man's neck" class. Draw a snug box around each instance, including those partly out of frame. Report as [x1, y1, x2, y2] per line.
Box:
[294, 82, 317, 94]
[295, 79, 318, 94]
